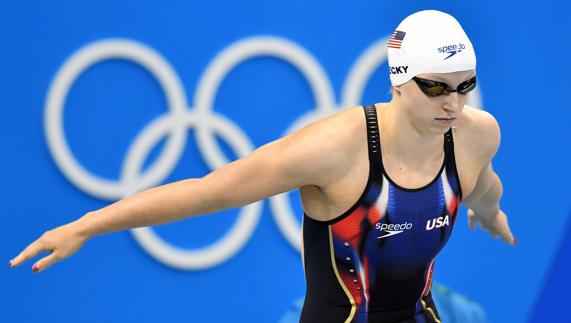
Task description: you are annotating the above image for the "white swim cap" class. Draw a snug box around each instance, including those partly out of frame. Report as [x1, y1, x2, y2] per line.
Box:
[387, 10, 477, 86]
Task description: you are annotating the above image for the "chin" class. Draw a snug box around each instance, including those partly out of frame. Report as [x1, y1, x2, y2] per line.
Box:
[431, 122, 453, 134]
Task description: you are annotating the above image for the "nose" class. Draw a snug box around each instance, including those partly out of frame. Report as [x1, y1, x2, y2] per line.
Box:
[442, 91, 462, 113]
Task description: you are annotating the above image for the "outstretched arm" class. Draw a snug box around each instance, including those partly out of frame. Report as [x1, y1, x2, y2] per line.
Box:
[10, 109, 360, 272]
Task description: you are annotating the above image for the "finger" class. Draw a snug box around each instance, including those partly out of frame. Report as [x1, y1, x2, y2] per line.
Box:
[10, 240, 47, 268]
[468, 218, 477, 230]
[497, 220, 516, 245]
[32, 253, 60, 273]
[500, 231, 516, 245]
[491, 233, 499, 238]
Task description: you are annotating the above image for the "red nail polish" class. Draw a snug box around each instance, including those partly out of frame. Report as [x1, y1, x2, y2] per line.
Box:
[32, 265, 39, 272]
[513, 238, 517, 244]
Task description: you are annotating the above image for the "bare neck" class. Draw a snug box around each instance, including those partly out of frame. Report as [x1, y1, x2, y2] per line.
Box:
[376, 102, 445, 164]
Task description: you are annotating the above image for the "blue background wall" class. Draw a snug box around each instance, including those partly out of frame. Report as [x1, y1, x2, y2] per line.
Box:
[1, 1, 570, 322]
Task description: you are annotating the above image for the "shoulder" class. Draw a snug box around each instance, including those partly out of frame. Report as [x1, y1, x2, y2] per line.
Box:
[268, 105, 367, 186]
[289, 105, 366, 149]
[455, 105, 501, 162]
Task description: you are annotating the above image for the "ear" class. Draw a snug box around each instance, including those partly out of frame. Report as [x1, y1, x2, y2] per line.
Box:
[392, 86, 402, 97]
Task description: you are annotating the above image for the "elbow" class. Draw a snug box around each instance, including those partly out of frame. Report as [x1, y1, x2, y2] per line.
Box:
[464, 172, 503, 214]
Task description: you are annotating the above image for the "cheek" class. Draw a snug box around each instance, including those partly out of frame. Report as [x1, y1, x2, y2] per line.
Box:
[427, 101, 445, 116]
[460, 95, 470, 107]
[406, 97, 441, 119]
[402, 85, 429, 106]
[401, 83, 445, 114]
[419, 94, 443, 111]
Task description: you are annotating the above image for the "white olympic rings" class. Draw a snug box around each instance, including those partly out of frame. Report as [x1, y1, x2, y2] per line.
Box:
[44, 36, 482, 270]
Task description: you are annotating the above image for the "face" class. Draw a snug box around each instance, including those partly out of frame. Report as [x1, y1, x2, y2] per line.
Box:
[393, 70, 476, 133]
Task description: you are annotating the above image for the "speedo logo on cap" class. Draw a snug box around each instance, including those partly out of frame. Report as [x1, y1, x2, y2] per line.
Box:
[389, 65, 409, 75]
[437, 43, 466, 60]
[375, 222, 413, 239]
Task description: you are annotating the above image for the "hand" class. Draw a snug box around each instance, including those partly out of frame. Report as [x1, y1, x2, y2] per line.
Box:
[467, 209, 516, 245]
[9, 221, 88, 272]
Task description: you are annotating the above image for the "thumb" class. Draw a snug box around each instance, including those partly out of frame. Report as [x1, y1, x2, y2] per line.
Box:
[32, 253, 60, 273]
[467, 209, 477, 230]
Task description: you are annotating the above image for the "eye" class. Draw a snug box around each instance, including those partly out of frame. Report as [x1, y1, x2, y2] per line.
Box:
[458, 81, 476, 94]
[425, 85, 446, 96]
[456, 76, 477, 94]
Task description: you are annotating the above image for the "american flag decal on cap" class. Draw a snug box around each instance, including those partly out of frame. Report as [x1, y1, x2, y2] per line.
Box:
[388, 30, 406, 49]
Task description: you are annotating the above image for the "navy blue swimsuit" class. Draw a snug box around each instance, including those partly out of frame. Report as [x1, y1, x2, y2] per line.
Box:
[300, 105, 462, 323]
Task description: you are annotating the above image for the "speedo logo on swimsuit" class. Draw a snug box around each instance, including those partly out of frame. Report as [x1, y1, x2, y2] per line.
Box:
[437, 43, 466, 60]
[375, 222, 413, 239]
[426, 215, 450, 230]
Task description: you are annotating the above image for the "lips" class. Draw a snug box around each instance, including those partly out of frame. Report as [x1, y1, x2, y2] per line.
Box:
[435, 117, 456, 125]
